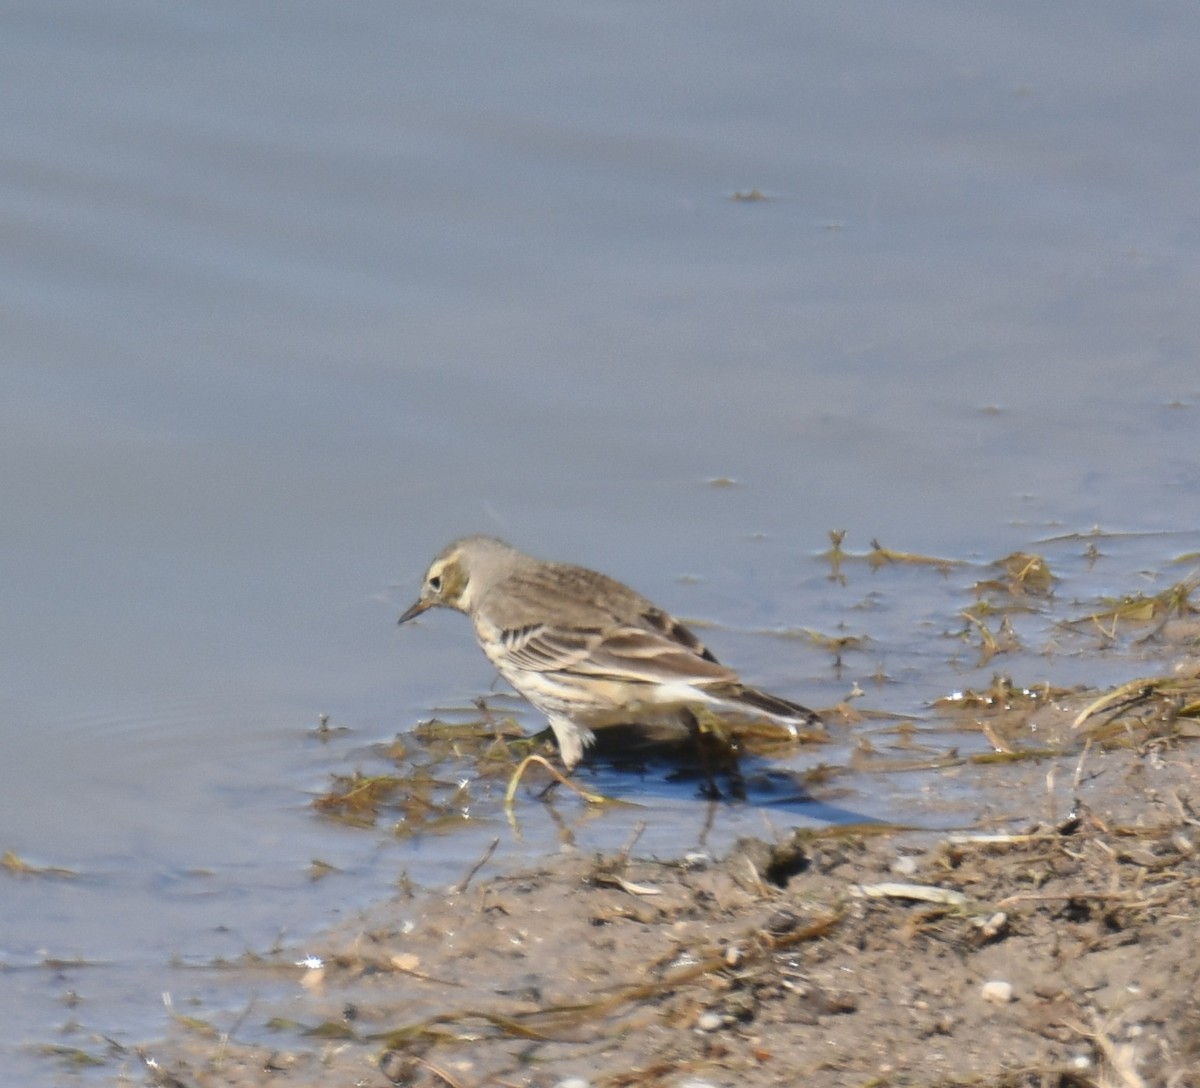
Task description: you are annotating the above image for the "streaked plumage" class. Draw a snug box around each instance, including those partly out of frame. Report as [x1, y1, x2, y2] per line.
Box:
[398, 536, 821, 770]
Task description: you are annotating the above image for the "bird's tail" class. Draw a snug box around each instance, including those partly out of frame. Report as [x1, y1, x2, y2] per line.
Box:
[707, 683, 823, 736]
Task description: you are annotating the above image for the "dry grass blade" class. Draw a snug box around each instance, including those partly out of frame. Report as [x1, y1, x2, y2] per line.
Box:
[34, 1044, 106, 1069]
[853, 882, 970, 908]
[413, 1056, 471, 1088]
[1072, 681, 1157, 729]
[503, 754, 610, 807]
[867, 538, 960, 573]
[1072, 675, 1200, 731]
[1, 850, 78, 878]
[1062, 574, 1199, 640]
[961, 609, 1002, 666]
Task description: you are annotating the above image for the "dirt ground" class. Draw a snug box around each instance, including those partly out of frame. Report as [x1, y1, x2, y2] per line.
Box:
[134, 697, 1200, 1088]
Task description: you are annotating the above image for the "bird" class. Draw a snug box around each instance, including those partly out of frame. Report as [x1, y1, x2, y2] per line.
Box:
[398, 535, 822, 771]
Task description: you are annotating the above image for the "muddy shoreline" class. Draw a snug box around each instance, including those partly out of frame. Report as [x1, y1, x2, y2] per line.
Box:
[134, 719, 1199, 1088]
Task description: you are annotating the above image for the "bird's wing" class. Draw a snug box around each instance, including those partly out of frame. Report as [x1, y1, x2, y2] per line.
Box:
[496, 611, 737, 686]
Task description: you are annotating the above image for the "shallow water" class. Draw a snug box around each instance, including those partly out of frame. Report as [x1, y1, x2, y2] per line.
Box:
[2, 2, 1199, 1082]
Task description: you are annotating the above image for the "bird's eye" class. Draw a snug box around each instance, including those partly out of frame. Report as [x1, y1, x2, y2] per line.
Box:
[428, 574, 442, 592]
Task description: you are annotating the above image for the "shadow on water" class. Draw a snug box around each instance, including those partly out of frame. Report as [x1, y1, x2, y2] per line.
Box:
[566, 725, 887, 829]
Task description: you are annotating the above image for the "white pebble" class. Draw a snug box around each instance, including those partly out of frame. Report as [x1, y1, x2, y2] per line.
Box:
[554, 1079, 591, 1088]
[695, 1011, 723, 1032]
[981, 979, 1014, 1004]
[891, 854, 918, 876]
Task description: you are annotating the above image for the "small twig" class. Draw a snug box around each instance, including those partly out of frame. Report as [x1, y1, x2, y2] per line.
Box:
[451, 837, 499, 896]
[616, 821, 647, 867]
[225, 992, 258, 1042]
[1072, 737, 1092, 794]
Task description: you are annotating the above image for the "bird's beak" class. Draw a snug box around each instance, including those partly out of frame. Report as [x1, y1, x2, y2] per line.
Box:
[398, 598, 433, 625]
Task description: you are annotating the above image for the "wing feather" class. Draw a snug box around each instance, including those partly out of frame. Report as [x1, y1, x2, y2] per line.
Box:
[496, 617, 736, 686]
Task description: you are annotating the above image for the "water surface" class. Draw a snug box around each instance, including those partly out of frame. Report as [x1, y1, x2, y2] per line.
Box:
[2, 2, 1198, 1082]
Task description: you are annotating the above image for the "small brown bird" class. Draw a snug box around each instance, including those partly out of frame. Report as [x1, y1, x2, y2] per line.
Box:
[399, 536, 821, 770]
